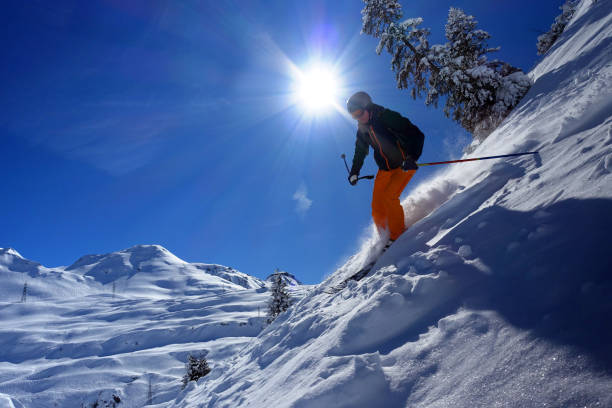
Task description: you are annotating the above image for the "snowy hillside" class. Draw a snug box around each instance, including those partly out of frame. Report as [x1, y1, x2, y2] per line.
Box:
[176, 1, 612, 407]
[0, 246, 312, 407]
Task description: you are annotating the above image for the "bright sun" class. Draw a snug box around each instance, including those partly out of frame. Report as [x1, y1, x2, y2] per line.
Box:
[295, 65, 340, 114]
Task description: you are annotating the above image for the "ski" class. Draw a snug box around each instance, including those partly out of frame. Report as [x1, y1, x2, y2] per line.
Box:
[323, 260, 377, 294]
[323, 241, 394, 294]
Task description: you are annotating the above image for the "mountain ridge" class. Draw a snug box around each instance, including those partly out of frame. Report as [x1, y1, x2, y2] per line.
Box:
[0, 244, 267, 299]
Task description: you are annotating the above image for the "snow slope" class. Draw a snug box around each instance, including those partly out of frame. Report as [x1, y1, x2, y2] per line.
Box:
[0, 245, 312, 407]
[177, 1, 612, 407]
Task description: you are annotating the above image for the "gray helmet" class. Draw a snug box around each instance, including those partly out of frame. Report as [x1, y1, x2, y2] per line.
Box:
[346, 91, 372, 113]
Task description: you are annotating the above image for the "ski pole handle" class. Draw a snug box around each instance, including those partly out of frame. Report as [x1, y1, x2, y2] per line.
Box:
[342, 153, 374, 181]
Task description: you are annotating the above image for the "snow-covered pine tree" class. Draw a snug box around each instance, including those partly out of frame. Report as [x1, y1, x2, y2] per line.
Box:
[360, 1, 531, 139]
[439, 8, 531, 138]
[537, 0, 579, 55]
[267, 271, 291, 324]
[181, 353, 211, 389]
[362, 0, 439, 101]
[21, 282, 28, 303]
[361, 0, 402, 38]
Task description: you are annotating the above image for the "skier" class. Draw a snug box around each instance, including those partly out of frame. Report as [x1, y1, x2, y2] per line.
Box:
[347, 91, 425, 248]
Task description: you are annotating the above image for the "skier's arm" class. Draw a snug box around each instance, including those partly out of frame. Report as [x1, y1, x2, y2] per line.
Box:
[350, 131, 369, 176]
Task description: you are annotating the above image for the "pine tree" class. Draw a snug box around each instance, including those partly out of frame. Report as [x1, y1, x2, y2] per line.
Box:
[537, 0, 579, 55]
[267, 271, 291, 324]
[21, 282, 28, 303]
[438, 8, 531, 138]
[361, 0, 402, 38]
[360, 1, 531, 139]
[362, 0, 439, 101]
[181, 353, 211, 389]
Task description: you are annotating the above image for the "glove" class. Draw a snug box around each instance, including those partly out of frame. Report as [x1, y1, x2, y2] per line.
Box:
[348, 174, 358, 186]
[402, 157, 418, 172]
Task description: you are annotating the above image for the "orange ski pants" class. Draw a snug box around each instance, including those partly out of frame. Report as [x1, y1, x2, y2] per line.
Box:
[371, 167, 416, 240]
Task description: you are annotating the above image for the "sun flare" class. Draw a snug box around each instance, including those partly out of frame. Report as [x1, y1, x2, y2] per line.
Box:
[295, 65, 340, 114]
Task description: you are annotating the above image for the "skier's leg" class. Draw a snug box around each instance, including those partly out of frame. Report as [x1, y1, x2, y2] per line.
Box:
[384, 168, 416, 240]
[371, 170, 392, 237]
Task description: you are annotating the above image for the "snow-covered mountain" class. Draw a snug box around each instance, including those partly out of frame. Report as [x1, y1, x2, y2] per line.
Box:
[64, 244, 266, 295]
[1, 244, 266, 302]
[0, 245, 296, 407]
[175, 1, 612, 407]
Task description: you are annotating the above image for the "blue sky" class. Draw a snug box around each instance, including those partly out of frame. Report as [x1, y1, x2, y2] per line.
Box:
[1, 1, 563, 283]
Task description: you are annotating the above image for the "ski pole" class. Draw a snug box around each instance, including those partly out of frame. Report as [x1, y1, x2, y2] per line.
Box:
[417, 151, 539, 167]
[341, 154, 374, 180]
